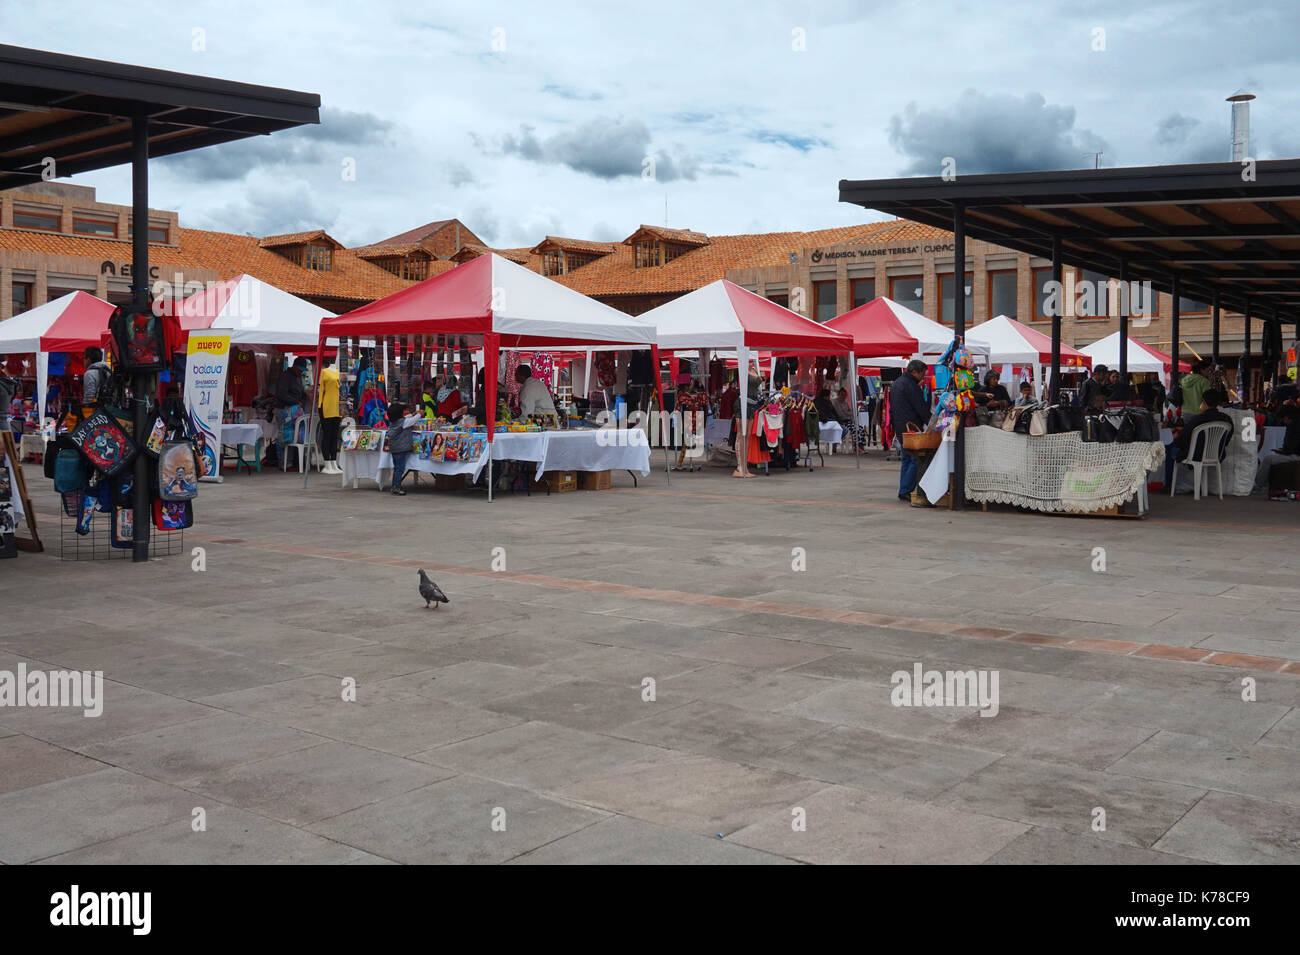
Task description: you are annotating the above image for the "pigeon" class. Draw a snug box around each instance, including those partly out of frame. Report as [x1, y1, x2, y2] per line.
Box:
[418, 569, 449, 609]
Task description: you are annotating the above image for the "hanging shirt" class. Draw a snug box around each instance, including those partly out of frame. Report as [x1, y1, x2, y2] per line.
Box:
[228, 349, 259, 407]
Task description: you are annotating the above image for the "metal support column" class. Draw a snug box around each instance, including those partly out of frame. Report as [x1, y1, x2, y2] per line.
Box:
[1118, 261, 1129, 383]
[952, 201, 965, 510]
[1211, 289, 1221, 367]
[1170, 275, 1181, 396]
[1049, 236, 1062, 403]
[130, 115, 152, 563]
[1242, 297, 1252, 404]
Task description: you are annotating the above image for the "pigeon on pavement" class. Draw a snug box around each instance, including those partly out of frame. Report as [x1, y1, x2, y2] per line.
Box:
[418, 569, 449, 609]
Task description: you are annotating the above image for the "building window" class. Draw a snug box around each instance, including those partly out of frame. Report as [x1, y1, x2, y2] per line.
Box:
[634, 242, 660, 268]
[939, 274, 974, 326]
[988, 269, 1018, 320]
[541, 250, 565, 276]
[73, 215, 118, 238]
[890, 275, 924, 312]
[127, 223, 169, 243]
[1178, 294, 1209, 315]
[13, 209, 60, 232]
[304, 245, 332, 271]
[1077, 269, 1110, 318]
[813, 280, 838, 322]
[12, 281, 32, 315]
[401, 258, 427, 281]
[1033, 267, 1056, 321]
[851, 278, 875, 309]
[767, 293, 789, 309]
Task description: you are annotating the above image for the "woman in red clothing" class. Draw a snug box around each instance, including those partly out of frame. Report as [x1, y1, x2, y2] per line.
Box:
[436, 375, 468, 420]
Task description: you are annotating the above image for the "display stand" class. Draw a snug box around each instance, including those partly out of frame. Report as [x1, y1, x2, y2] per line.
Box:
[59, 502, 183, 562]
[1, 431, 42, 552]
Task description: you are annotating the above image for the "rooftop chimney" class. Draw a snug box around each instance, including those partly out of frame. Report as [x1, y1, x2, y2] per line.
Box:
[1227, 90, 1256, 162]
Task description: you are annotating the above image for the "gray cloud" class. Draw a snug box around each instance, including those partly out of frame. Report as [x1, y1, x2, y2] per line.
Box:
[156, 108, 395, 183]
[499, 117, 699, 181]
[1154, 112, 1225, 163]
[749, 130, 831, 152]
[446, 162, 476, 187]
[540, 83, 603, 101]
[888, 91, 1109, 175]
[194, 180, 340, 237]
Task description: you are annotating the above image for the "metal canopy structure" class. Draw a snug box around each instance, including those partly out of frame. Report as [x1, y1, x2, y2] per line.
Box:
[839, 159, 1300, 510]
[839, 160, 1300, 325]
[0, 44, 320, 190]
[0, 44, 318, 560]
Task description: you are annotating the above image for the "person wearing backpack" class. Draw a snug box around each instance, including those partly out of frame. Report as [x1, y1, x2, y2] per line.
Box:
[82, 346, 112, 415]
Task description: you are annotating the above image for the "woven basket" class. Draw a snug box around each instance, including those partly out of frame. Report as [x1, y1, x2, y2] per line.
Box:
[902, 430, 943, 451]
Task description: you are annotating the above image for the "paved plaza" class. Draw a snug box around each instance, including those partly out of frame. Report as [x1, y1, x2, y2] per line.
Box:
[1, 455, 1297, 865]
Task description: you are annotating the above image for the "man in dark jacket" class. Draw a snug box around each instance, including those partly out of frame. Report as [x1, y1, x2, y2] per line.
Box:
[890, 359, 931, 499]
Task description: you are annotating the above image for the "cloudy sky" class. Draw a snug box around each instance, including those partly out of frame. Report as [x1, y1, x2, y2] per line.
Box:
[5, 0, 1297, 248]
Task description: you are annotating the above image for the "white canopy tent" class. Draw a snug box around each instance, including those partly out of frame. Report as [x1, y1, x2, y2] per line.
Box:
[175, 273, 337, 348]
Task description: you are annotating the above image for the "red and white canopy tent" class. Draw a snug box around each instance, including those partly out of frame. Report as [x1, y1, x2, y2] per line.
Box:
[1080, 331, 1190, 376]
[642, 280, 854, 473]
[173, 273, 337, 349]
[967, 315, 1092, 397]
[315, 254, 660, 499]
[827, 296, 987, 360]
[0, 291, 116, 421]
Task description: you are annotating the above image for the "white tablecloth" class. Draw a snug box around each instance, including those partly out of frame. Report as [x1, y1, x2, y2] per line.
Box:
[819, 422, 844, 446]
[943, 428, 1162, 513]
[340, 430, 650, 488]
[220, 423, 264, 447]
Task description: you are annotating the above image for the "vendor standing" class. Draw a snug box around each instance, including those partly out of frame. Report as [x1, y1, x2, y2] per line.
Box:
[515, 364, 556, 417]
[890, 359, 931, 500]
[436, 375, 468, 421]
[274, 357, 308, 446]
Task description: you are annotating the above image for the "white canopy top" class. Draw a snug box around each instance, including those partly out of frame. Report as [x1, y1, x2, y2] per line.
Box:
[177, 273, 336, 347]
[1079, 332, 1168, 373]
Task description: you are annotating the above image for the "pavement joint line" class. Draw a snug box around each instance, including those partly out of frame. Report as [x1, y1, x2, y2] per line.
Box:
[178, 532, 1300, 677]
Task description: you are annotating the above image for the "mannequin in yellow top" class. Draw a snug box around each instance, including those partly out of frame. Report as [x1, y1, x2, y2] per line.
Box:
[318, 359, 343, 474]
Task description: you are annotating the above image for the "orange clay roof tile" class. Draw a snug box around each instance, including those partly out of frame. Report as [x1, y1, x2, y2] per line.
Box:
[549, 221, 907, 297]
[0, 226, 413, 304]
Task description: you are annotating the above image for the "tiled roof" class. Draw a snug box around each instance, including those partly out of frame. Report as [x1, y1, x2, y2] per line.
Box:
[259, 229, 342, 249]
[352, 243, 431, 260]
[531, 236, 618, 255]
[846, 219, 952, 243]
[369, 219, 452, 246]
[549, 222, 901, 297]
[0, 226, 413, 304]
[623, 224, 709, 247]
[450, 244, 532, 265]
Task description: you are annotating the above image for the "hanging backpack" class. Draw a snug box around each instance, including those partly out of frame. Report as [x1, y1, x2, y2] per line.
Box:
[107, 303, 167, 373]
[53, 449, 89, 493]
[158, 441, 199, 501]
[68, 407, 137, 479]
[152, 498, 193, 530]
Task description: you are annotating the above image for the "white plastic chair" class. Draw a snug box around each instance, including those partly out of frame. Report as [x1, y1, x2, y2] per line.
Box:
[283, 414, 320, 473]
[1170, 421, 1232, 500]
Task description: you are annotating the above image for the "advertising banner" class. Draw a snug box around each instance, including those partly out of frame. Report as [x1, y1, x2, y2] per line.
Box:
[183, 333, 231, 483]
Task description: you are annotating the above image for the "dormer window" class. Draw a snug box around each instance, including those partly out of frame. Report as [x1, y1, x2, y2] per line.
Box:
[624, 225, 709, 268]
[305, 244, 332, 271]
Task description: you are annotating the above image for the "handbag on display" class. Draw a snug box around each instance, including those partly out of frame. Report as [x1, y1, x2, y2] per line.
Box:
[1124, 407, 1159, 442]
[68, 407, 138, 479]
[152, 498, 193, 531]
[1082, 413, 1118, 442]
[1001, 407, 1021, 432]
[1046, 405, 1083, 434]
[157, 441, 199, 501]
[44, 429, 77, 480]
[1029, 409, 1049, 437]
[107, 303, 167, 373]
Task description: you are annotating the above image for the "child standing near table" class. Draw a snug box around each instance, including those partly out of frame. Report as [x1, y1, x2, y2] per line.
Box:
[385, 402, 423, 496]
